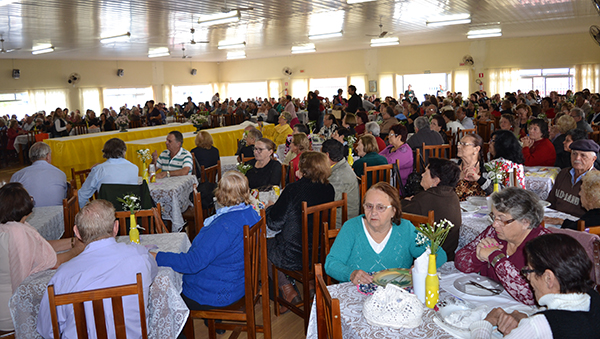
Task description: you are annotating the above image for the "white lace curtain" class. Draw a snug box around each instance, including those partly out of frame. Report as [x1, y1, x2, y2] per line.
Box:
[487, 68, 520, 96]
[27, 89, 68, 113]
[574, 64, 600, 93]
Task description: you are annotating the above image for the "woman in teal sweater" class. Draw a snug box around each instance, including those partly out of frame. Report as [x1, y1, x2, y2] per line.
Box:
[325, 182, 447, 284]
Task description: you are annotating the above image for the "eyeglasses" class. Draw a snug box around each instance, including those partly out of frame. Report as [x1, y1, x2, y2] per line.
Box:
[253, 147, 269, 153]
[520, 266, 535, 279]
[363, 203, 392, 213]
[457, 142, 475, 146]
[490, 138, 496, 143]
[490, 212, 516, 226]
[388, 133, 396, 137]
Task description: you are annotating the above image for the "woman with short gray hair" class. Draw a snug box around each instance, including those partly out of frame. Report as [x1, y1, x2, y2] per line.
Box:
[455, 187, 551, 305]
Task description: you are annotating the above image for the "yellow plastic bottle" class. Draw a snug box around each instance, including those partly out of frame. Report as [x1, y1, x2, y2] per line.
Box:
[129, 214, 140, 244]
[425, 253, 439, 308]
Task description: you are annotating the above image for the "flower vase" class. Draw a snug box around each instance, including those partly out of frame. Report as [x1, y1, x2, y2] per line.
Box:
[493, 182, 500, 193]
[425, 253, 439, 308]
[119, 124, 128, 132]
[129, 213, 140, 244]
[193, 124, 201, 134]
[142, 162, 149, 182]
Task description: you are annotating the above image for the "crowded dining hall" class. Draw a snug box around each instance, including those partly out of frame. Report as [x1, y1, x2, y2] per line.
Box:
[1, 0, 600, 338]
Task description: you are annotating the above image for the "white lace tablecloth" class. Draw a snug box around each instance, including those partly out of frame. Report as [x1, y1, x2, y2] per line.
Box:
[221, 155, 239, 175]
[143, 175, 198, 232]
[14, 134, 29, 152]
[524, 166, 560, 200]
[458, 207, 577, 251]
[25, 206, 64, 241]
[9, 232, 191, 339]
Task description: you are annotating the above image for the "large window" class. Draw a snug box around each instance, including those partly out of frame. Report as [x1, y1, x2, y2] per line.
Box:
[309, 77, 347, 99]
[80, 88, 101, 113]
[172, 84, 214, 105]
[291, 79, 308, 99]
[0, 92, 31, 119]
[226, 81, 268, 101]
[518, 68, 574, 96]
[103, 87, 153, 110]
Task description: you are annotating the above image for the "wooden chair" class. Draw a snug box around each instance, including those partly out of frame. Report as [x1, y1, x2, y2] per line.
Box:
[210, 114, 220, 128]
[402, 210, 435, 228]
[578, 220, 600, 236]
[115, 204, 168, 235]
[416, 143, 451, 173]
[589, 131, 600, 145]
[446, 132, 459, 158]
[315, 263, 342, 339]
[62, 192, 80, 239]
[27, 130, 40, 144]
[175, 116, 186, 123]
[129, 120, 142, 129]
[191, 153, 197, 177]
[457, 128, 477, 141]
[70, 168, 97, 200]
[223, 113, 234, 126]
[184, 185, 204, 242]
[359, 163, 393, 212]
[74, 125, 88, 135]
[321, 193, 348, 261]
[477, 120, 493, 143]
[280, 164, 288, 189]
[241, 155, 255, 163]
[184, 210, 271, 339]
[272, 197, 348, 332]
[200, 160, 221, 184]
[47, 273, 147, 339]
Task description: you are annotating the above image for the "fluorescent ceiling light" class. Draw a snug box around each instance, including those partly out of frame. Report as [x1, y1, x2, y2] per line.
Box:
[291, 43, 316, 54]
[100, 32, 131, 44]
[148, 47, 170, 58]
[198, 10, 240, 26]
[467, 28, 502, 39]
[32, 47, 55, 55]
[426, 14, 471, 27]
[347, 0, 377, 3]
[217, 41, 246, 50]
[309, 31, 343, 40]
[227, 51, 246, 59]
[370, 37, 399, 47]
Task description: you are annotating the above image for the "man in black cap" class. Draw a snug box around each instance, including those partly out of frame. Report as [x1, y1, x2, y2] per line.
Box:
[547, 139, 599, 218]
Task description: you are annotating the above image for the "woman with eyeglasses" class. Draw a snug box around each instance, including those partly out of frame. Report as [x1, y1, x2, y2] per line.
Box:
[470, 233, 600, 338]
[455, 187, 550, 305]
[244, 138, 282, 190]
[325, 182, 447, 286]
[521, 118, 556, 167]
[402, 158, 462, 260]
[454, 133, 490, 201]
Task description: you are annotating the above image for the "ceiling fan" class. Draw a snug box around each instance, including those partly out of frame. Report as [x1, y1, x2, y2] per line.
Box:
[173, 43, 192, 59]
[220, 0, 254, 12]
[189, 27, 209, 45]
[366, 17, 392, 38]
[0, 34, 20, 53]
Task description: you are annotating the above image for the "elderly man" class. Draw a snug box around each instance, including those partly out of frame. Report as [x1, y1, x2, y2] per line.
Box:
[570, 107, 593, 133]
[37, 200, 158, 338]
[10, 142, 67, 207]
[151, 130, 193, 179]
[364, 121, 386, 152]
[78, 138, 139, 208]
[547, 139, 599, 218]
[319, 113, 338, 140]
[321, 139, 359, 228]
[575, 91, 592, 116]
[457, 106, 474, 129]
[407, 116, 444, 156]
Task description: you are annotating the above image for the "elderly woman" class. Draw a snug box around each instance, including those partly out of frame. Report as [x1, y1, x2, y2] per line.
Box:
[499, 113, 518, 136]
[455, 187, 550, 305]
[430, 114, 449, 144]
[470, 233, 599, 338]
[325, 182, 447, 285]
[272, 112, 293, 146]
[0, 183, 83, 331]
[515, 104, 532, 139]
[402, 158, 462, 260]
[379, 124, 413, 186]
[267, 152, 335, 312]
[352, 134, 388, 180]
[155, 171, 261, 312]
[354, 111, 369, 135]
[288, 133, 310, 182]
[454, 133, 490, 201]
[486, 130, 526, 188]
[379, 107, 398, 138]
[552, 115, 577, 168]
[245, 138, 282, 190]
[522, 118, 556, 167]
[6, 119, 25, 150]
[191, 131, 220, 179]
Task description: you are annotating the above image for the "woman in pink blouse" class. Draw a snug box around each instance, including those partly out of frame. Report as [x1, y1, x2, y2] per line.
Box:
[455, 187, 550, 305]
[379, 124, 413, 186]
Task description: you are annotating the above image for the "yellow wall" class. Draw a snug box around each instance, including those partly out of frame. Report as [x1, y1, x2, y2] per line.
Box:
[0, 32, 597, 110]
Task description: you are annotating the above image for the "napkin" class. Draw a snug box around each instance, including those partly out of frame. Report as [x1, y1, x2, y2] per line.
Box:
[412, 248, 430, 303]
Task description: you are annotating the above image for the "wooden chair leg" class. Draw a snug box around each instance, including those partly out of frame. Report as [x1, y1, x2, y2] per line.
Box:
[272, 264, 281, 317]
[207, 319, 217, 339]
[183, 317, 195, 339]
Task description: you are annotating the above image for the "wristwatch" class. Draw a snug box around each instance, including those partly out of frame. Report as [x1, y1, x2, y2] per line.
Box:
[166, 171, 171, 178]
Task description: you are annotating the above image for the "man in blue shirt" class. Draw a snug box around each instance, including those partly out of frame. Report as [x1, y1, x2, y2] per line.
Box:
[78, 138, 139, 208]
[10, 142, 67, 207]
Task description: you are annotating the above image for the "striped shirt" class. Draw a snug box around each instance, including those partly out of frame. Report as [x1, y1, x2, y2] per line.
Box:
[157, 148, 193, 174]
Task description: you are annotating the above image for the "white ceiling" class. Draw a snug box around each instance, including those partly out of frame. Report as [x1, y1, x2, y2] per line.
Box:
[0, 0, 597, 62]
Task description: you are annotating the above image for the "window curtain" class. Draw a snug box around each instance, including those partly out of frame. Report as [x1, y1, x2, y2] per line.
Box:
[80, 88, 101, 114]
[27, 89, 68, 112]
[487, 68, 520, 96]
[574, 64, 600, 93]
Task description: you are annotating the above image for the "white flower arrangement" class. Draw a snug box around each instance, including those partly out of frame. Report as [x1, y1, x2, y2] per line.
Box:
[236, 162, 253, 175]
[484, 161, 505, 184]
[190, 113, 208, 126]
[414, 219, 454, 255]
[117, 194, 141, 214]
[115, 115, 129, 126]
[136, 149, 151, 164]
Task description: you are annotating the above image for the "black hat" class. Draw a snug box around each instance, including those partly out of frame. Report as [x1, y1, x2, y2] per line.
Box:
[570, 139, 600, 153]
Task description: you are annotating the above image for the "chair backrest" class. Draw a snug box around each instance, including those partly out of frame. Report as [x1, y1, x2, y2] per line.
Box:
[458, 128, 477, 141]
[315, 263, 342, 339]
[578, 220, 600, 236]
[477, 120, 493, 142]
[417, 143, 451, 173]
[589, 131, 600, 144]
[360, 163, 393, 209]
[62, 192, 80, 239]
[550, 227, 600, 289]
[322, 221, 340, 285]
[280, 164, 291, 189]
[98, 182, 156, 212]
[210, 114, 220, 128]
[75, 125, 88, 135]
[402, 210, 435, 228]
[129, 120, 142, 129]
[115, 204, 167, 235]
[190, 185, 204, 241]
[175, 116, 186, 123]
[48, 273, 148, 339]
[200, 160, 221, 184]
[27, 130, 40, 144]
[70, 168, 92, 189]
[241, 155, 255, 163]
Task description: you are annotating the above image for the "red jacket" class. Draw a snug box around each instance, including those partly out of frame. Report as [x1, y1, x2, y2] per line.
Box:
[522, 138, 556, 166]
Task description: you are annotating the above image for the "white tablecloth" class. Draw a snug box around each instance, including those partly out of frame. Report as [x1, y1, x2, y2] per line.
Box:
[297, 110, 308, 124]
[143, 176, 198, 232]
[9, 232, 191, 339]
[14, 134, 29, 153]
[25, 206, 64, 241]
[524, 167, 560, 201]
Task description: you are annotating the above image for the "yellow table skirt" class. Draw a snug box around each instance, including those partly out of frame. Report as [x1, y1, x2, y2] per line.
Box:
[125, 123, 274, 175]
[45, 123, 196, 179]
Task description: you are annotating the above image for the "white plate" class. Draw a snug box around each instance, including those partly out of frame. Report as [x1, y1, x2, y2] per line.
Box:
[467, 196, 488, 207]
[460, 203, 479, 213]
[435, 298, 481, 331]
[539, 200, 551, 208]
[454, 275, 504, 296]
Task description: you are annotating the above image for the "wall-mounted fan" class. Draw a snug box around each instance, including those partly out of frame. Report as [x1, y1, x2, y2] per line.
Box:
[590, 25, 600, 47]
[0, 35, 20, 53]
[68, 73, 81, 85]
[282, 67, 293, 76]
[462, 55, 474, 66]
